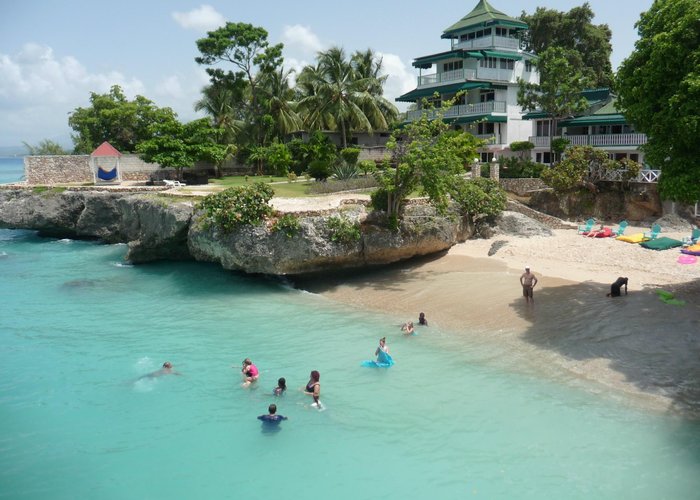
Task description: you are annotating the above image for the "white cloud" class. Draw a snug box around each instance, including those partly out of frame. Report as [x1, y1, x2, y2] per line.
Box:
[172, 5, 226, 32]
[282, 25, 324, 57]
[153, 68, 211, 123]
[377, 52, 416, 110]
[0, 43, 147, 146]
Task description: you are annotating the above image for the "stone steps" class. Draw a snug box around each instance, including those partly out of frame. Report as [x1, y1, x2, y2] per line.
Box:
[506, 199, 577, 230]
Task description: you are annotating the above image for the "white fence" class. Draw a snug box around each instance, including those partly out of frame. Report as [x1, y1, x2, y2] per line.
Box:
[530, 133, 648, 148]
[406, 101, 506, 122]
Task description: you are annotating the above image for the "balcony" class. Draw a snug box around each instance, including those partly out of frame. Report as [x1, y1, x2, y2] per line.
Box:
[406, 101, 506, 122]
[529, 133, 648, 148]
[418, 68, 476, 87]
[455, 35, 520, 51]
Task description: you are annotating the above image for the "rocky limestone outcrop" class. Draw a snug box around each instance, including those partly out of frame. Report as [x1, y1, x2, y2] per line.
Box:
[0, 189, 472, 275]
[0, 189, 193, 261]
[188, 202, 471, 275]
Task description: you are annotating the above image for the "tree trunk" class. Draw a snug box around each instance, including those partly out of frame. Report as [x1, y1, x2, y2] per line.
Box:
[340, 121, 347, 149]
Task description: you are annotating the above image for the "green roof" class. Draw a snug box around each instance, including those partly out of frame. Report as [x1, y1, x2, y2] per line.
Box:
[450, 114, 507, 124]
[581, 88, 611, 103]
[522, 111, 551, 120]
[593, 98, 620, 115]
[413, 49, 484, 68]
[442, 0, 528, 38]
[396, 82, 491, 102]
[481, 50, 521, 61]
[559, 114, 628, 127]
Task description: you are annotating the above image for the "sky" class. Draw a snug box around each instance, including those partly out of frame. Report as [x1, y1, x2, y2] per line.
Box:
[0, 0, 653, 149]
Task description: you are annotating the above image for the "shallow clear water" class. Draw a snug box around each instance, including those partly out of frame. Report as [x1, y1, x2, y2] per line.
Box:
[0, 157, 24, 184]
[1, 230, 700, 499]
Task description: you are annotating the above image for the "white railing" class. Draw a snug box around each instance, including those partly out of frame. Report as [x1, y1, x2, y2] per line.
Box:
[406, 101, 506, 122]
[530, 133, 648, 148]
[475, 67, 516, 82]
[474, 133, 501, 144]
[455, 35, 520, 51]
[598, 169, 660, 183]
[417, 68, 477, 87]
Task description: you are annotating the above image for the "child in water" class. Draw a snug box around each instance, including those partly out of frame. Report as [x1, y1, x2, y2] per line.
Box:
[273, 377, 287, 396]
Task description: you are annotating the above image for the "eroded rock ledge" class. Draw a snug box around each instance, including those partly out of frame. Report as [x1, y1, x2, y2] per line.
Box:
[0, 189, 472, 275]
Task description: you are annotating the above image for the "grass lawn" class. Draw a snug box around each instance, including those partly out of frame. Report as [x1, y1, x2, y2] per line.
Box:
[209, 175, 315, 197]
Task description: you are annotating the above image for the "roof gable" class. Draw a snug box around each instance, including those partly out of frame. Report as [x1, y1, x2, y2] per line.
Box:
[91, 141, 122, 157]
[443, 0, 528, 37]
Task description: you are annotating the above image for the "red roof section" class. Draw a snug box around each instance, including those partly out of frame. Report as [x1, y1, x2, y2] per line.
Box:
[91, 141, 122, 157]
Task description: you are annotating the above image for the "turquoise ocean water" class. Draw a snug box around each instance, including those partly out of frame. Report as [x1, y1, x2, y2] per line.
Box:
[1, 158, 700, 499]
[0, 157, 24, 184]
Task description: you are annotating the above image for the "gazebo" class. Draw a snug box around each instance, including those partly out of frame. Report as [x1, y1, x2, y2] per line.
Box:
[91, 141, 122, 184]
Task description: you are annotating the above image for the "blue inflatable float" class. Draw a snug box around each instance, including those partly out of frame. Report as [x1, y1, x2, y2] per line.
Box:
[361, 349, 395, 368]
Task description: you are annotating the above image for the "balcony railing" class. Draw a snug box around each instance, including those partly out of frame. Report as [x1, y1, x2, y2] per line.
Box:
[418, 68, 477, 87]
[406, 101, 506, 122]
[455, 35, 520, 51]
[529, 133, 648, 148]
[599, 169, 660, 183]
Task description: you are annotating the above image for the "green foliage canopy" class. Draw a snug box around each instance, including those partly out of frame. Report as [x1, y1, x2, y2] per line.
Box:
[22, 139, 68, 155]
[520, 3, 613, 88]
[616, 0, 700, 203]
[449, 177, 507, 220]
[198, 182, 274, 232]
[68, 85, 176, 154]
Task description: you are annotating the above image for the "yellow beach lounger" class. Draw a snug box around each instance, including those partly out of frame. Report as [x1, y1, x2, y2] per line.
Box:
[616, 233, 648, 244]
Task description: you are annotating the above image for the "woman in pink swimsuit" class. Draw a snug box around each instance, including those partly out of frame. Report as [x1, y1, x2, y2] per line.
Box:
[241, 358, 259, 388]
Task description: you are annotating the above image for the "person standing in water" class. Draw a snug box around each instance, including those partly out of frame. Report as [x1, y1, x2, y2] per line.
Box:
[520, 265, 538, 303]
[257, 404, 287, 424]
[375, 337, 389, 358]
[273, 377, 287, 396]
[304, 370, 321, 408]
[418, 312, 428, 326]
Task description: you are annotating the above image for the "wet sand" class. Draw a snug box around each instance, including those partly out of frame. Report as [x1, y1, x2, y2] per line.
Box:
[296, 237, 700, 418]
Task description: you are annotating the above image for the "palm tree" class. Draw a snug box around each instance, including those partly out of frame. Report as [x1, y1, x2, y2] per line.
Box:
[194, 84, 243, 144]
[296, 47, 398, 148]
[258, 67, 303, 141]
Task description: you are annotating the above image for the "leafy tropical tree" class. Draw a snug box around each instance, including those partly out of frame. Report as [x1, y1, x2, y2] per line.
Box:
[616, 0, 700, 203]
[194, 84, 243, 144]
[136, 117, 227, 180]
[540, 145, 641, 192]
[258, 68, 303, 141]
[373, 101, 482, 220]
[520, 3, 613, 88]
[518, 47, 590, 162]
[195, 23, 284, 150]
[297, 47, 398, 148]
[68, 85, 176, 154]
[22, 139, 68, 155]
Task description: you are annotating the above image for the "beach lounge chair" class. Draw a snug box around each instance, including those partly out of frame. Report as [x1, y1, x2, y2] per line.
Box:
[643, 224, 661, 240]
[691, 227, 700, 244]
[613, 220, 628, 237]
[163, 179, 186, 187]
[577, 218, 595, 234]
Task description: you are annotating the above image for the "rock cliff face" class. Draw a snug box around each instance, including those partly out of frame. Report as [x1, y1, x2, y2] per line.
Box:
[0, 189, 471, 275]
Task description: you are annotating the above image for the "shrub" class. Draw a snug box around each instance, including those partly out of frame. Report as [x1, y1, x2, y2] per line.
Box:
[340, 147, 361, 166]
[499, 157, 545, 178]
[370, 187, 389, 212]
[271, 213, 301, 238]
[198, 182, 274, 232]
[327, 216, 361, 244]
[308, 159, 331, 181]
[331, 160, 359, 180]
[265, 142, 292, 176]
[449, 177, 507, 219]
[358, 159, 376, 175]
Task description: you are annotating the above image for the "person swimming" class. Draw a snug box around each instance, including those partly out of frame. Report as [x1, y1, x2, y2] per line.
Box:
[137, 361, 179, 380]
[257, 403, 287, 424]
[273, 377, 286, 396]
[240, 358, 259, 388]
[401, 321, 415, 335]
[418, 312, 428, 326]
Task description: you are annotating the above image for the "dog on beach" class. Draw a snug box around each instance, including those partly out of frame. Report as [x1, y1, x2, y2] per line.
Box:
[606, 277, 629, 297]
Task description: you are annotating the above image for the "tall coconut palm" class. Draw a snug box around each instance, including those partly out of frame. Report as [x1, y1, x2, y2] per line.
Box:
[296, 47, 398, 148]
[351, 49, 399, 128]
[194, 84, 243, 144]
[258, 67, 303, 141]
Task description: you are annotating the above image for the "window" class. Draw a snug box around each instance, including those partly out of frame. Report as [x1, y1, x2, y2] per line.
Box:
[536, 120, 551, 137]
[499, 58, 514, 70]
[611, 125, 623, 134]
[442, 60, 463, 72]
[495, 27, 509, 37]
[480, 152, 495, 162]
[525, 60, 533, 72]
[480, 90, 495, 102]
[479, 57, 497, 69]
[615, 153, 627, 161]
[536, 152, 553, 164]
[478, 123, 495, 134]
[630, 153, 639, 162]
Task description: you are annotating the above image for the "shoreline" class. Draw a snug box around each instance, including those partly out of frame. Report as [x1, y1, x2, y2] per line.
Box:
[297, 229, 700, 418]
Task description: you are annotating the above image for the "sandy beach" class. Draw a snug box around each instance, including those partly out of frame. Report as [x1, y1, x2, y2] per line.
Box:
[297, 222, 700, 417]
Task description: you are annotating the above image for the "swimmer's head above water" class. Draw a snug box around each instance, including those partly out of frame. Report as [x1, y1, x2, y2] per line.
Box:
[162, 362, 172, 369]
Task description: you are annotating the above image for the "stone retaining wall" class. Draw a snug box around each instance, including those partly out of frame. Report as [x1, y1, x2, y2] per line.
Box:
[499, 178, 548, 195]
[25, 155, 92, 184]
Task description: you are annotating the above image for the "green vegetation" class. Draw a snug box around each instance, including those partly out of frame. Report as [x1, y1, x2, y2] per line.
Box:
[449, 177, 507, 220]
[327, 215, 361, 243]
[271, 213, 301, 238]
[22, 139, 68, 155]
[520, 3, 614, 88]
[498, 158, 545, 178]
[616, 0, 700, 203]
[540, 145, 641, 192]
[373, 101, 482, 218]
[68, 85, 176, 153]
[32, 186, 67, 194]
[198, 182, 274, 232]
[518, 47, 590, 161]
